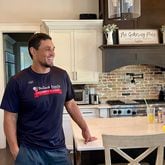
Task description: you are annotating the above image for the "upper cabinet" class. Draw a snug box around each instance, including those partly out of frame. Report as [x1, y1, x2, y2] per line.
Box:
[41, 20, 103, 84]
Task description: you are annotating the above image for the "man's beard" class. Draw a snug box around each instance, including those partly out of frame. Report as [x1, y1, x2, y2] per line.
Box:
[40, 61, 53, 68]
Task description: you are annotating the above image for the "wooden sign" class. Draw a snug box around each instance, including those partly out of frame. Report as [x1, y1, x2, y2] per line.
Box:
[118, 29, 159, 44]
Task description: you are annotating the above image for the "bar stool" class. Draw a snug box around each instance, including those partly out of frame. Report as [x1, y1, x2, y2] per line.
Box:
[101, 133, 165, 165]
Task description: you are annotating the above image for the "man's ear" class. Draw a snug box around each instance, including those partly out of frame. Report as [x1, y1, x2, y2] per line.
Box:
[29, 47, 36, 58]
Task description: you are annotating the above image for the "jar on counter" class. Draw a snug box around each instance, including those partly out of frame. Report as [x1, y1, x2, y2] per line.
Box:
[158, 107, 165, 123]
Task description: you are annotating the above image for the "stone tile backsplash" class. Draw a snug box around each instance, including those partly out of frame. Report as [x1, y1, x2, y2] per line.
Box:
[88, 65, 165, 103]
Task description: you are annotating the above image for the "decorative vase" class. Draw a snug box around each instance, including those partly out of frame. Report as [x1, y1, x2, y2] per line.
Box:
[106, 31, 113, 45]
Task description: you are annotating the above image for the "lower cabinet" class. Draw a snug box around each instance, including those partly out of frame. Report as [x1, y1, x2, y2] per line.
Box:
[99, 108, 109, 118]
[80, 108, 100, 118]
[62, 108, 99, 150]
[62, 112, 73, 150]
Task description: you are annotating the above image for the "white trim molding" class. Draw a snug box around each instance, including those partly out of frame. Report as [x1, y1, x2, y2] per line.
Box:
[0, 23, 40, 148]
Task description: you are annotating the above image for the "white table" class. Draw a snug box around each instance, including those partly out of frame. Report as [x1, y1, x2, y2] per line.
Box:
[71, 116, 165, 164]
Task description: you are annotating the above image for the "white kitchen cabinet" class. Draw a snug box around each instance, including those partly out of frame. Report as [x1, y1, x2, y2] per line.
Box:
[99, 108, 109, 118]
[80, 108, 100, 118]
[41, 20, 103, 84]
[49, 30, 74, 80]
[63, 110, 73, 150]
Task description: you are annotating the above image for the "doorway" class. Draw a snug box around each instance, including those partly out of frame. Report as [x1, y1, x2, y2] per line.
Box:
[0, 25, 39, 149]
[3, 33, 33, 83]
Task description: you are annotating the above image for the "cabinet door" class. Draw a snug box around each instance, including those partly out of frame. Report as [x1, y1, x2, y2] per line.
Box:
[49, 29, 100, 83]
[80, 108, 99, 118]
[63, 112, 73, 150]
[49, 30, 74, 80]
[74, 30, 99, 83]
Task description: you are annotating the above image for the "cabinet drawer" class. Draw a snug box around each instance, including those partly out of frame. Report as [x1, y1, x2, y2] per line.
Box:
[81, 109, 99, 118]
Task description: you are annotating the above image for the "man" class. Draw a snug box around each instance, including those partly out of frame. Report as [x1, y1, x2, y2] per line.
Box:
[1, 33, 96, 165]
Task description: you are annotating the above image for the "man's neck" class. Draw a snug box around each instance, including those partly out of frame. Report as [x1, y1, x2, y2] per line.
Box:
[31, 64, 51, 74]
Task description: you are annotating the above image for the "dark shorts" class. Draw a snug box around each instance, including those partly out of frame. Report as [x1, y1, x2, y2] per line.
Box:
[15, 145, 72, 165]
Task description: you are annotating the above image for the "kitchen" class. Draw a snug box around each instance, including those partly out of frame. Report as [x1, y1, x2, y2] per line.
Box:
[0, 0, 165, 165]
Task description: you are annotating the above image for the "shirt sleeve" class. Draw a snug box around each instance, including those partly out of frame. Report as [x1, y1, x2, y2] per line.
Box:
[0, 77, 20, 113]
[64, 72, 74, 102]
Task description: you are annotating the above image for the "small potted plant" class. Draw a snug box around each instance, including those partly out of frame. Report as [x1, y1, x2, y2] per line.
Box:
[103, 24, 118, 45]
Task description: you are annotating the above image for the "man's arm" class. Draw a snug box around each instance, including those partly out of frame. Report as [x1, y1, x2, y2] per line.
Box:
[65, 99, 97, 143]
[4, 111, 19, 160]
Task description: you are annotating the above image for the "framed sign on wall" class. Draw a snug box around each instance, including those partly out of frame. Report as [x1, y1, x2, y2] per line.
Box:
[118, 29, 159, 44]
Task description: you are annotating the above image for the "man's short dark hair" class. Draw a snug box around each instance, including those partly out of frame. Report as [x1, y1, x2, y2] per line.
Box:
[28, 33, 52, 59]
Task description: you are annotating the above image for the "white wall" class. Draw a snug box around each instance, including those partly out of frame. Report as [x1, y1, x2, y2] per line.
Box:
[0, 0, 98, 23]
[0, 33, 6, 148]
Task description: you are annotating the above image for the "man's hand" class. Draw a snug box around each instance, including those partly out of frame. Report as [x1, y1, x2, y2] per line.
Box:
[4, 111, 19, 160]
[10, 146, 19, 160]
[82, 129, 97, 144]
[65, 99, 97, 143]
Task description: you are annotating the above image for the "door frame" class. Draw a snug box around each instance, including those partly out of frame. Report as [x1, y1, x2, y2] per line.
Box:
[0, 23, 40, 148]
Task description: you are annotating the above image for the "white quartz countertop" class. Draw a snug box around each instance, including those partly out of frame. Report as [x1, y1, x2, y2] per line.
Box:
[78, 104, 111, 109]
[77, 103, 150, 109]
[71, 116, 165, 151]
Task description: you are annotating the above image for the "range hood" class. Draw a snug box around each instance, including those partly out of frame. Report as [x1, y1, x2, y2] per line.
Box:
[100, 44, 165, 72]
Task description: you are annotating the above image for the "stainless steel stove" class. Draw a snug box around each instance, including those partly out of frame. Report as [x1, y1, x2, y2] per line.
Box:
[106, 99, 165, 117]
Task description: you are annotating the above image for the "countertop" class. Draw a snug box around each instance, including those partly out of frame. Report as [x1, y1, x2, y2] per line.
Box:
[78, 102, 165, 109]
[78, 104, 110, 109]
[71, 116, 165, 151]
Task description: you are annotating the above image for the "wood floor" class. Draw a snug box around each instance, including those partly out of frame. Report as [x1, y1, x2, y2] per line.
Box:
[0, 147, 14, 165]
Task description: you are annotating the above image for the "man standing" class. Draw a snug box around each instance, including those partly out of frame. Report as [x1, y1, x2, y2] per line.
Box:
[1, 33, 96, 165]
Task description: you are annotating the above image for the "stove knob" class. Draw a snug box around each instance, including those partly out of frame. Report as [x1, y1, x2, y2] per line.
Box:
[118, 110, 122, 114]
[113, 110, 117, 114]
[127, 110, 131, 114]
[132, 111, 137, 115]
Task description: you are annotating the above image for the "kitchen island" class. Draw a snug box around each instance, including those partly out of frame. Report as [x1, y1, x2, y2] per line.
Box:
[71, 116, 165, 165]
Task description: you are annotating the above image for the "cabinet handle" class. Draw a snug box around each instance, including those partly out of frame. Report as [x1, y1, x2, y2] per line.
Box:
[82, 112, 93, 114]
[75, 71, 77, 80]
[72, 72, 75, 80]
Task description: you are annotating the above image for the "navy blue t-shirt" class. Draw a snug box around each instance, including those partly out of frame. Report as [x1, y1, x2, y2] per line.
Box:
[1, 66, 74, 150]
